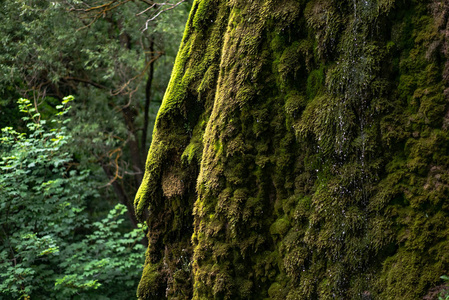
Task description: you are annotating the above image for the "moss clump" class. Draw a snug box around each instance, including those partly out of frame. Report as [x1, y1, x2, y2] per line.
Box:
[270, 217, 290, 237]
[284, 92, 306, 121]
[137, 262, 165, 299]
[306, 66, 325, 100]
[268, 282, 287, 299]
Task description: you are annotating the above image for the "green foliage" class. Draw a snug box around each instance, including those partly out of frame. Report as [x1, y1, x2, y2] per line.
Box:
[0, 98, 145, 299]
[438, 275, 449, 300]
[0, 1, 190, 299]
[0, 0, 191, 225]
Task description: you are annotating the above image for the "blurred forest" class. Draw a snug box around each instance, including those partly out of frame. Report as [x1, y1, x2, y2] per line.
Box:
[0, 0, 190, 298]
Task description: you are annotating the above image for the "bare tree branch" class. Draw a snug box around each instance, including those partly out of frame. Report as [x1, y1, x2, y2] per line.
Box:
[136, 3, 158, 16]
[63, 76, 109, 90]
[111, 51, 163, 96]
[141, 0, 187, 32]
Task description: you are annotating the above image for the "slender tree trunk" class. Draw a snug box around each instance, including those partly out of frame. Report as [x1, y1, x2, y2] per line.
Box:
[102, 164, 139, 228]
[121, 106, 144, 185]
[142, 38, 155, 153]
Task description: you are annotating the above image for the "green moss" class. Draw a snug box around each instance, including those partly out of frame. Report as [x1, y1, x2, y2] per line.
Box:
[284, 92, 306, 121]
[136, 0, 449, 298]
[192, 0, 213, 29]
[137, 262, 164, 300]
[378, 249, 444, 298]
[278, 41, 302, 80]
[306, 66, 325, 100]
[267, 282, 283, 299]
[270, 217, 290, 237]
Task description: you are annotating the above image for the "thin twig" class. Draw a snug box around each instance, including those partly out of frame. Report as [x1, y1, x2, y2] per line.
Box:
[136, 3, 157, 16]
[72, 0, 132, 31]
[63, 76, 109, 90]
[142, 0, 187, 31]
[111, 52, 163, 96]
[100, 148, 123, 188]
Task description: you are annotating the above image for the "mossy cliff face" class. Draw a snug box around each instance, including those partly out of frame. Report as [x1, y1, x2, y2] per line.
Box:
[134, 0, 449, 299]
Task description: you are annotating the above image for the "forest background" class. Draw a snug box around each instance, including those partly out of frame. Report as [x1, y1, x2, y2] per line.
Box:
[0, 0, 190, 298]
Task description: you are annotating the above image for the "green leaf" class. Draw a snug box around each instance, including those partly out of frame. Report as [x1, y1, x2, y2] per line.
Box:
[62, 95, 74, 104]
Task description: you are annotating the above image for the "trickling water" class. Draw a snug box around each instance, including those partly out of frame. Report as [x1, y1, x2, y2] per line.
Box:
[321, 0, 380, 296]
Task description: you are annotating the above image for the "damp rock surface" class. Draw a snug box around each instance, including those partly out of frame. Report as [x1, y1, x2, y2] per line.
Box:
[134, 0, 449, 299]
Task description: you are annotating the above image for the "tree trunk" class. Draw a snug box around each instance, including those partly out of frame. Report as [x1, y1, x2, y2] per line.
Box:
[135, 0, 449, 299]
[102, 164, 140, 229]
[142, 38, 155, 153]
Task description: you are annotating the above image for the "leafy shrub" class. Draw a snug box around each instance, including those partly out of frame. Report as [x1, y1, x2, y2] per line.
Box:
[439, 275, 449, 300]
[0, 97, 145, 299]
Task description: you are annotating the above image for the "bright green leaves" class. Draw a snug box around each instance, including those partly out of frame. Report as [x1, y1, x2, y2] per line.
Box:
[0, 98, 145, 299]
[52, 203, 147, 298]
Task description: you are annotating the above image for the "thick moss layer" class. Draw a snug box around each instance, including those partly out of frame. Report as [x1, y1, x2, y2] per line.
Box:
[135, 0, 449, 299]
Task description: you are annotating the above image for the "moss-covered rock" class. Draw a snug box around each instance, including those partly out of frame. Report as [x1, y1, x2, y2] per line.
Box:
[135, 0, 449, 298]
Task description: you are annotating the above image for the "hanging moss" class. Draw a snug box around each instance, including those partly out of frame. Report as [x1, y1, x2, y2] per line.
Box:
[135, 0, 449, 299]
